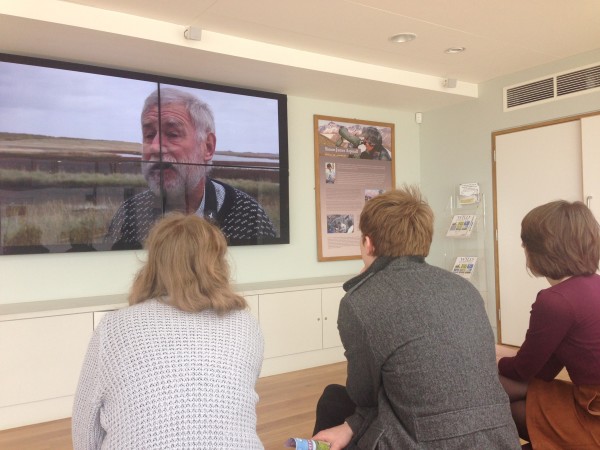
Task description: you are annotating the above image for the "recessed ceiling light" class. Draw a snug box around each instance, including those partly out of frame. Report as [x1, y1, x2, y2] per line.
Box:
[389, 33, 417, 43]
[445, 47, 466, 54]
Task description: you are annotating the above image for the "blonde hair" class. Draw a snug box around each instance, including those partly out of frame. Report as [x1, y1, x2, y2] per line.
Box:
[359, 185, 434, 257]
[129, 213, 247, 313]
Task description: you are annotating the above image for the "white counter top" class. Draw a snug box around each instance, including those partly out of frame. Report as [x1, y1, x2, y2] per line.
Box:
[0, 275, 352, 321]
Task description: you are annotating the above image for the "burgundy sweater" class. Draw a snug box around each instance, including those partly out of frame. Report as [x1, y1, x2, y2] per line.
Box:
[498, 274, 600, 386]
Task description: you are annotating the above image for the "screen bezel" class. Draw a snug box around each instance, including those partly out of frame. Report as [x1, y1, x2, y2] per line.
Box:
[0, 52, 290, 253]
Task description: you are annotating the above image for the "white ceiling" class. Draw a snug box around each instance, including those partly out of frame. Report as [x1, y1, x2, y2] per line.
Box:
[2, 0, 600, 111]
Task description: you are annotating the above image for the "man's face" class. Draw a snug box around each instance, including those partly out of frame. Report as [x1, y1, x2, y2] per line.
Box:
[141, 103, 215, 199]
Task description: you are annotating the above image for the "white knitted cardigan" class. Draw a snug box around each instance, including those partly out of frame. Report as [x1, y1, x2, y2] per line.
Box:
[72, 299, 264, 449]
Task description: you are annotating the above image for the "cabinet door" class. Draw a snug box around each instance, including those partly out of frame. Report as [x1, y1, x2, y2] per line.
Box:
[93, 310, 110, 328]
[259, 290, 322, 358]
[582, 115, 600, 220]
[245, 295, 259, 321]
[0, 313, 92, 407]
[322, 287, 344, 349]
[495, 121, 582, 345]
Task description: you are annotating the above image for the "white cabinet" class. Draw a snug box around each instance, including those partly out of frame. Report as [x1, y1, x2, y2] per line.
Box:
[244, 295, 259, 321]
[258, 286, 345, 357]
[0, 276, 349, 430]
[0, 313, 91, 407]
[493, 113, 600, 345]
[93, 310, 110, 328]
[256, 284, 346, 376]
[259, 289, 323, 358]
[92, 299, 260, 328]
[322, 287, 344, 349]
[0, 313, 92, 429]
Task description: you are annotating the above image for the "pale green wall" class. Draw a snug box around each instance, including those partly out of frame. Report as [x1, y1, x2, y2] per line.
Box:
[421, 48, 600, 330]
[0, 96, 420, 304]
[1, 33, 598, 312]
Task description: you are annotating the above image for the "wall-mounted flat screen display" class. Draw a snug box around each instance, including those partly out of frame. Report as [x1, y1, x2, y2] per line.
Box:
[0, 53, 289, 254]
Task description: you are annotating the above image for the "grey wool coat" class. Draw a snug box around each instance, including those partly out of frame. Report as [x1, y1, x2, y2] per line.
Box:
[340, 256, 521, 450]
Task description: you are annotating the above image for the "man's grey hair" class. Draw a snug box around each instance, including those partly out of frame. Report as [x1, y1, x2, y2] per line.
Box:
[141, 87, 216, 142]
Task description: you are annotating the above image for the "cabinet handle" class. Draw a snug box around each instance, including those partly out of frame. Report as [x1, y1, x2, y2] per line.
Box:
[587, 196, 593, 209]
[324, 316, 328, 320]
[317, 317, 321, 321]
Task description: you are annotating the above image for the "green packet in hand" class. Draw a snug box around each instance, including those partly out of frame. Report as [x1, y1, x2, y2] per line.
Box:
[284, 437, 331, 449]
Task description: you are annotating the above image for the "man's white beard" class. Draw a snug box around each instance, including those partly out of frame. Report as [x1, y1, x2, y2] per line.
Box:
[142, 160, 207, 208]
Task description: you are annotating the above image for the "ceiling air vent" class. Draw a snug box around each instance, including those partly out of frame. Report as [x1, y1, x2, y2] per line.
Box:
[557, 65, 600, 96]
[504, 62, 600, 111]
[505, 78, 554, 109]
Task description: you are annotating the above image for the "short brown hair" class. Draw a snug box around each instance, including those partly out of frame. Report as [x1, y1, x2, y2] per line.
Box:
[129, 213, 246, 313]
[359, 185, 434, 257]
[521, 200, 600, 279]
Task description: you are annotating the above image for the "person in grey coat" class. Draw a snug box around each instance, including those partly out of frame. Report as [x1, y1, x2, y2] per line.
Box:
[312, 186, 521, 450]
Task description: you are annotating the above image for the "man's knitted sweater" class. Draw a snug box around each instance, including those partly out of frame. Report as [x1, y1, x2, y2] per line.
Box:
[106, 178, 277, 249]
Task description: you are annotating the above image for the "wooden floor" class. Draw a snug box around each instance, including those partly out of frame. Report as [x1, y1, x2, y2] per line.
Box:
[0, 362, 347, 450]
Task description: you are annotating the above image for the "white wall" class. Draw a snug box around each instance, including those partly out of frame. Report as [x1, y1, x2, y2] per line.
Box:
[3, 2, 597, 317]
[0, 94, 420, 304]
[420, 48, 600, 331]
[0, 2, 424, 305]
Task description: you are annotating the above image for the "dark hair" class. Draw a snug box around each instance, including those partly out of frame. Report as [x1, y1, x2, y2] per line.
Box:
[521, 200, 600, 279]
[362, 127, 382, 146]
[359, 185, 433, 257]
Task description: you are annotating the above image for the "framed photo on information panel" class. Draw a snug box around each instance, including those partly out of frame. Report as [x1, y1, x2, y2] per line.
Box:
[313, 115, 395, 261]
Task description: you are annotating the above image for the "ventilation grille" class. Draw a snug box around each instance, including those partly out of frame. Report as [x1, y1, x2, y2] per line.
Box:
[557, 65, 600, 96]
[504, 63, 600, 111]
[506, 78, 554, 108]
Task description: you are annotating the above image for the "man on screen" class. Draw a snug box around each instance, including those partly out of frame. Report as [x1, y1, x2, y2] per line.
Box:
[106, 87, 276, 249]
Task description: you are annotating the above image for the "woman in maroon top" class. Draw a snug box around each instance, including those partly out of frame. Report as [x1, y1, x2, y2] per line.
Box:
[497, 200, 600, 449]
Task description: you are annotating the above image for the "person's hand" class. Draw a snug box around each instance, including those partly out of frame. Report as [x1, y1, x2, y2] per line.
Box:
[312, 422, 353, 450]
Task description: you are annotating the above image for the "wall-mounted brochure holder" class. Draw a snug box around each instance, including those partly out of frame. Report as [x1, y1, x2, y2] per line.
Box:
[443, 187, 487, 295]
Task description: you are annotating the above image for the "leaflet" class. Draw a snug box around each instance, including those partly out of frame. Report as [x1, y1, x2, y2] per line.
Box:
[452, 256, 477, 279]
[458, 182, 480, 205]
[284, 437, 331, 450]
[446, 214, 476, 237]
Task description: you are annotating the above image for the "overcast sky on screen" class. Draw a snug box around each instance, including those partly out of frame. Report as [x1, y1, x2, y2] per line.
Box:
[0, 61, 280, 155]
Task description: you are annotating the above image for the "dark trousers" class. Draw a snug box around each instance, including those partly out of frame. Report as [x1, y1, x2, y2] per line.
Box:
[313, 384, 357, 435]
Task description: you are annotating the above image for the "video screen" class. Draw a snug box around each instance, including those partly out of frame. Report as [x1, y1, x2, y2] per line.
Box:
[0, 54, 289, 254]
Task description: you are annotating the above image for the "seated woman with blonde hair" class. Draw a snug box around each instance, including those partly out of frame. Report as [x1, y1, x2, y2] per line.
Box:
[72, 213, 264, 449]
[497, 200, 600, 449]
